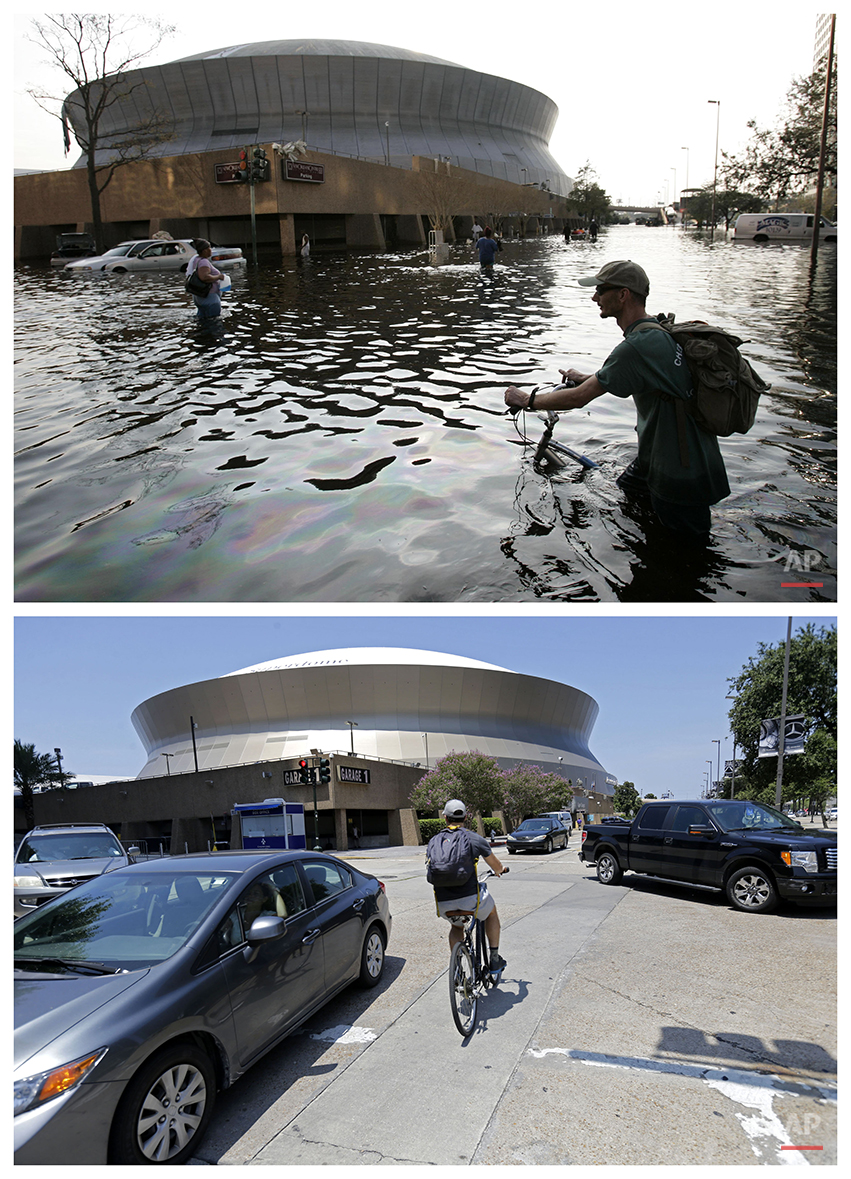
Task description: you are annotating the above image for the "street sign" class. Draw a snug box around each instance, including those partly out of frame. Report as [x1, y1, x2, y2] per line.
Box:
[338, 765, 370, 784]
[215, 162, 244, 184]
[284, 160, 325, 183]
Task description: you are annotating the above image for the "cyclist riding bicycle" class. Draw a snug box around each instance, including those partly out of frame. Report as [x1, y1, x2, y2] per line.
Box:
[431, 799, 507, 975]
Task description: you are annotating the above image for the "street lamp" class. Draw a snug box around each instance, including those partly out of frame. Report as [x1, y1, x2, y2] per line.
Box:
[190, 716, 199, 773]
[54, 747, 64, 790]
[422, 732, 429, 769]
[712, 739, 721, 798]
[706, 760, 713, 797]
[162, 752, 173, 775]
[385, 122, 390, 166]
[708, 100, 721, 239]
[296, 110, 309, 143]
[346, 721, 359, 754]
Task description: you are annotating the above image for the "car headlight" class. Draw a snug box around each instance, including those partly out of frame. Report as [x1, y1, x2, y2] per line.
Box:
[13, 872, 44, 889]
[15, 1049, 107, 1115]
[781, 850, 818, 873]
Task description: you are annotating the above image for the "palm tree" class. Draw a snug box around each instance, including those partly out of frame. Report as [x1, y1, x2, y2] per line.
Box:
[14, 741, 60, 832]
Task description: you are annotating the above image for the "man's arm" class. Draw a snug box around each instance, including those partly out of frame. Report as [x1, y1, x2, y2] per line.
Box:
[504, 374, 607, 413]
[484, 851, 506, 875]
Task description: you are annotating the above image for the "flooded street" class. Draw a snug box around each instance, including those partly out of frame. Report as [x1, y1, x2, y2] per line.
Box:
[14, 226, 836, 602]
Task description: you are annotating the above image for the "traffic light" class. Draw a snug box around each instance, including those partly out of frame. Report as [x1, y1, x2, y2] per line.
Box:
[251, 147, 270, 182]
[318, 758, 331, 784]
[235, 147, 250, 183]
[298, 758, 311, 785]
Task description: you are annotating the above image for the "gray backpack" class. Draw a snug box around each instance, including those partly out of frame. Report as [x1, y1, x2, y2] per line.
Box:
[426, 827, 475, 887]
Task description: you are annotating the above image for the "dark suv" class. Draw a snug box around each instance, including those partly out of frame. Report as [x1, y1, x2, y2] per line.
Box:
[14, 823, 129, 918]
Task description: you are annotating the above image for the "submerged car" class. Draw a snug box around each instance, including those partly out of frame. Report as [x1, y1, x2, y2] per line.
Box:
[64, 238, 245, 273]
[14, 849, 391, 1164]
[50, 232, 98, 266]
[14, 823, 129, 919]
[506, 816, 569, 854]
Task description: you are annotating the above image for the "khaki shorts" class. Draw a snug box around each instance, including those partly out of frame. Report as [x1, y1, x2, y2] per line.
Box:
[436, 883, 494, 925]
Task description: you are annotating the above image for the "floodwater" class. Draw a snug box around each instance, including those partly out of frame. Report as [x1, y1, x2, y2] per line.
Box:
[14, 227, 836, 603]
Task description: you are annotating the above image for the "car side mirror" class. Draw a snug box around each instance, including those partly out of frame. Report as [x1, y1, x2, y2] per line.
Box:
[688, 825, 716, 838]
[243, 914, 286, 963]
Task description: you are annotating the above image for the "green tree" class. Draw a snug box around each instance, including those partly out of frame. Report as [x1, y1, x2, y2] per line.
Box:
[568, 162, 611, 223]
[27, 14, 175, 252]
[14, 740, 61, 832]
[409, 751, 504, 821]
[721, 61, 838, 209]
[500, 764, 573, 832]
[726, 624, 836, 810]
[613, 781, 642, 817]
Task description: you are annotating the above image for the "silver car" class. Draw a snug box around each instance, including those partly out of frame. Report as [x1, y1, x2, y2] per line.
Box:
[14, 850, 392, 1164]
[14, 824, 129, 918]
[64, 238, 245, 273]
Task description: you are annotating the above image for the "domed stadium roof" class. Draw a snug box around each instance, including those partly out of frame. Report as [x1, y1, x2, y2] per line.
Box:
[177, 39, 461, 66]
[225, 647, 513, 676]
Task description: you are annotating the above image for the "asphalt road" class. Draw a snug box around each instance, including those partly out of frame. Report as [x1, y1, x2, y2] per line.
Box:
[192, 844, 836, 1166]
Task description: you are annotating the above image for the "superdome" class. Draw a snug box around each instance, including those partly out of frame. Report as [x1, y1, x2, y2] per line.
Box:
[131, 646, 610, 789]
[64, 38, 572, 193]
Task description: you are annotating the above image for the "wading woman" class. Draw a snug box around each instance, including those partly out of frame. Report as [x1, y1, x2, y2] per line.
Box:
[186, 239, 224, 320]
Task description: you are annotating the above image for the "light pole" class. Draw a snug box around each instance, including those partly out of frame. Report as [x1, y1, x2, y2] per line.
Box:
[54, 747, 64, 790]
[296, 110, 309, 144]
[712, 739, 721, 798]
[708, 100, 721, 239]
[422, 732, 429, 768]
[706, 760, 714, 797]
[190, 717, 199, 773]
[680, 146, 689, 229]
[385, 122, 390, 166]
[162, 752, 173, 775]
[670, 167, 677, 216]
[346, 721, 358, 755]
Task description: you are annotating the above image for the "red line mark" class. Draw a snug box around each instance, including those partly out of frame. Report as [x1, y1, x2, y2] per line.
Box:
[780, 583, 824, 588]
[781, 1146, 823, 1151]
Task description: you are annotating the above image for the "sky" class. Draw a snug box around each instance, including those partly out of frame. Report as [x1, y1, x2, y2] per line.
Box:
[14, 614, 836, 797]
[13, 2, 825, 206]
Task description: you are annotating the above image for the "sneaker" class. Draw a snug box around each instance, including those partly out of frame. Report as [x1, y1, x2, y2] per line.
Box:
[489, 954, 506, 975]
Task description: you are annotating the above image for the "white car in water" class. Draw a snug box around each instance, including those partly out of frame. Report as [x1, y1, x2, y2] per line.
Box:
[64, 239, 246, 273]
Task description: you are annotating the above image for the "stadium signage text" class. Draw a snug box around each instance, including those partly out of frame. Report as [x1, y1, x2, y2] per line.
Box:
[284, 160, 325, 183]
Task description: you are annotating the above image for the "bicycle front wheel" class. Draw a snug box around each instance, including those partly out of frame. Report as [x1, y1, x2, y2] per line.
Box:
[449, 941, 478, 1036]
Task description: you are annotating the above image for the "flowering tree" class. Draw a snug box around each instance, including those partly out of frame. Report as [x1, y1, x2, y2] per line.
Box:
[409, 751, 504, 819]
[500, 764, 573, 832]
[410, 751, 573, 832]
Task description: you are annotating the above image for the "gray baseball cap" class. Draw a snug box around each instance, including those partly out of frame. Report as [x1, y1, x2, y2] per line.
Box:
[578, 259, 650, 298]
[443, 799, 467, 819]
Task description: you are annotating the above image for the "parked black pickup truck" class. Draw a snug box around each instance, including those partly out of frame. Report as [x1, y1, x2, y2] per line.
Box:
[580, 799, 837, 913]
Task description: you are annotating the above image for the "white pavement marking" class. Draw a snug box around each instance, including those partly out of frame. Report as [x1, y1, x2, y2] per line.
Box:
[528, 1047, 837, 1165]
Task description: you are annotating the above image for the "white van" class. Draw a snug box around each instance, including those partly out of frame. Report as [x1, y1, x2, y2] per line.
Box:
[733, 212, 837, 243]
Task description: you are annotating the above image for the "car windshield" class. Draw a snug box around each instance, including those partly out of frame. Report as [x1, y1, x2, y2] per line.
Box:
[100, 244, 135, 257]
[14, 870, 238, 971]
[16, 833, 125, 862]
[517, 820, 551, 831]
[704, 802, 804, 833]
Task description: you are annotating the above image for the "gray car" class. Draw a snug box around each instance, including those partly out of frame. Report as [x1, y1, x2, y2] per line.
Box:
[14, 823, 130, 918]
[14, 849, 392, 1164]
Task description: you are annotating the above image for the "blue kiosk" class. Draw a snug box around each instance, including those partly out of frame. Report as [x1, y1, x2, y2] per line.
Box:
[234, 798, 306, 851]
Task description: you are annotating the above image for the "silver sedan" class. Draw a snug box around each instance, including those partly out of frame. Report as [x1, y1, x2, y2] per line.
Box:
[14, 850, 391, 1164]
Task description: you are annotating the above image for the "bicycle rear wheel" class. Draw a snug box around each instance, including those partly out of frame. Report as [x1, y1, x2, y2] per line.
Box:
[449, 941, 478, 1036]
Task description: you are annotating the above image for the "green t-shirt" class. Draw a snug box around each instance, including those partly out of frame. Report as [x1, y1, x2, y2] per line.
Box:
[596, 319, 731, 506]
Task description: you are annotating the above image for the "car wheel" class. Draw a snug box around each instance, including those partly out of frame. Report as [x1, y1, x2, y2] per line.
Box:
[725, 866, 777, 914]
[109, 1042, 216, 1164]
[596, 852, 623, 885]
[507, 846, 516, 854]
[111, 266, 127, 273]
[544, 838, 553, 854]
[358, 925, 386, 987]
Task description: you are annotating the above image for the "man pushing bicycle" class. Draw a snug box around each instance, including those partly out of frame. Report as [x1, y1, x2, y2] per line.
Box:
[427, 799, 507, 975]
